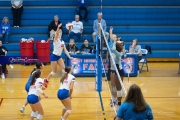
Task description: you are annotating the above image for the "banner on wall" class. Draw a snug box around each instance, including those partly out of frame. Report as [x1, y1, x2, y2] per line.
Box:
[67, 55, 137, 76]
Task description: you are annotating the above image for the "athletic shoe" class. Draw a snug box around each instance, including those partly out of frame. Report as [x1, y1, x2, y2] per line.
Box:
[20, 107, 25, 113]
[14, 26, 17, 28]
[17, 26, 19, 28]
[9, 65, 14, 69]
[1, 74, 5, 79]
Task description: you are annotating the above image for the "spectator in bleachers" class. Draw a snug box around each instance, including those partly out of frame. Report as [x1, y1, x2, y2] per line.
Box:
[80, 38, 92, 54]
[66, 39, 80, 54]
[48, 15, 63, 40]
[92, 12, 109, 42]
[68, 15, 83, 42]
[76, 0, 89, 22]
[129, 39, 142, 71]
[0, 17, 11, 44]
[11, 0, 23, 28]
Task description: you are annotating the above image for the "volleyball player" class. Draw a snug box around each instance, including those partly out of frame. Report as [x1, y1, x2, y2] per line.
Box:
[57, 66, 75, 120]
[20, 62, 44, 113]
[47, 24, 73, 81]
[27, 69, 48, 120]
[109, 27, 124, 109]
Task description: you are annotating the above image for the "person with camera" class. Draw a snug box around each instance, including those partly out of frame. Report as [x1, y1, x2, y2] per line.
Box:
[66, 39, 80, 54]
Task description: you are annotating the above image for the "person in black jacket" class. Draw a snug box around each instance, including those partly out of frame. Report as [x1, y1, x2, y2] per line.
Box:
[48, 15, 63, 40]
[66, 39, 80, 54]
[80, 39, 92, 54]
[0, 40, 8, 79]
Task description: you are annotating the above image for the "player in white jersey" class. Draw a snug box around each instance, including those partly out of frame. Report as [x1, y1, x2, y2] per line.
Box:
[47, 24, 73, 81]
[27, 69, 48, 120]
[57, 66, 75, 120]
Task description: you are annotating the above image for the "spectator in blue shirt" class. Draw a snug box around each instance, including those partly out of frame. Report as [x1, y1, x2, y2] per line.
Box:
[92, 12, 109, 43]
[115, 84, 154, 120]
[76, 0, 89, 22]
[0, 17, 11, 44]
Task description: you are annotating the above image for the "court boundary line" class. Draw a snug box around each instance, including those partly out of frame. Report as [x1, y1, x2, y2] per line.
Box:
[1, 97, 180, 99]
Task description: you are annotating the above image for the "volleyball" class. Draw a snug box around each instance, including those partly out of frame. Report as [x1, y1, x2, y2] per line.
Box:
[66, 23, 73, 30]
[41, 40, 46, 43]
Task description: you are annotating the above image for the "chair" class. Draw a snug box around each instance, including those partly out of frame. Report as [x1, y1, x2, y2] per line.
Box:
[139, 49, 148, 73]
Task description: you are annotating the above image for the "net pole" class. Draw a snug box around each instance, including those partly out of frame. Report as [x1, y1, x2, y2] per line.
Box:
[98, 23, 127, 97]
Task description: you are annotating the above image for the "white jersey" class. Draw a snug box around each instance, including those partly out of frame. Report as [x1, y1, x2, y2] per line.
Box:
[59, 74, 75, 90]
[53, 39, 65, 56]
[71, 21, 83, 33]
[28, 78, 44, 96]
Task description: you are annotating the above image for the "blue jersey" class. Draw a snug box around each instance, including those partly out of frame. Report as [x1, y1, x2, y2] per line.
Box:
[25, 75, 33, 92]
[117, 102, 153, 120]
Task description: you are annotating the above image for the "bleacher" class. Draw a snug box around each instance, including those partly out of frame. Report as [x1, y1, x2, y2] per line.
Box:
[0, 0, 180, 58]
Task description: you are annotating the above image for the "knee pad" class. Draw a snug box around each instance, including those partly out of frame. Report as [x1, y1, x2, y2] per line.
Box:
[117, 90, 123, 97]
[37, 114, 43, 120]
[66, 110, 72, 114]
[50, 71, 56, 76]
[63, 107, 67, 110]
[31, 112, 36, 117]
[112, 86, 117, 92]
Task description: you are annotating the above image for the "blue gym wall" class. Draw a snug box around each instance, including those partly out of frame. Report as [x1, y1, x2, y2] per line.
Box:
[0, 0, 180, 58]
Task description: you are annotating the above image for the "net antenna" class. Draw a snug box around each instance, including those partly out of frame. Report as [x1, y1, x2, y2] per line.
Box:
[98, 23, 127, 97]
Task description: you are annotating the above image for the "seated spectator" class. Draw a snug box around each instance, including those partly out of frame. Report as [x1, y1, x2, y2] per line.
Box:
[11, 0, 23, 28]
[66, 39, 80, 54]
[92, 12, 109, 42]
[76, 0, 89, 22]
[0, 17, 11, 44]
[48, 15, 63, 40]
[115, 84, 153, 120]
[129, 39, 142, 72]
[80, 39, 92, 54]
[68, 15, 83, 42]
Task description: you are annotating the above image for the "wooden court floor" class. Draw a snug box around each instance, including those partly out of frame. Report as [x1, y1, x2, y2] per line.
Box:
[0, 62, 180, 120]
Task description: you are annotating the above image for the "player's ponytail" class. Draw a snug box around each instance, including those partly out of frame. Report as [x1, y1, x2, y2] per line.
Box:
[30, 62, 43, 75]
[60, 66, 72, 84]
[30, 69, 41, 85]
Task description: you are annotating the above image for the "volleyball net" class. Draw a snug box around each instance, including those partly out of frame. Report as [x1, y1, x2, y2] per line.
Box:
[95, 23, 128, 117]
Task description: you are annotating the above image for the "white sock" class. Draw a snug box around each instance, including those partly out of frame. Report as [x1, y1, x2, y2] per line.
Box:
[62, 69, 65, 73]
[22, 105, 25, 108]
[112, 96, 117, 102]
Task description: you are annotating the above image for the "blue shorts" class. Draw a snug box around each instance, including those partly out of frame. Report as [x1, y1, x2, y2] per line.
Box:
[57, 89, 69, 100]
[27, 95, 39, 104]
[50, 54, 61, 61]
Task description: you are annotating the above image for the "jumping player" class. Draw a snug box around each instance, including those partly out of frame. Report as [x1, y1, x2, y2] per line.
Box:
[57, 66, 75, 120]
[47, 24, 73, 81]
[20, 62, 44, 113]
[109, 27, 124, 109]
[27, 69, 48, 120]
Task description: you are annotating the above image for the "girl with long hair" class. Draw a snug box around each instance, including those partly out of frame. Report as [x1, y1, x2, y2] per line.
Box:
[57, 66, 75, 120]
[66, 39, 80, 54]
[109, 27, 125, 109]
[20, 62, 44, 113]
[115, 84, 153, 120]
[27, 69, 48, 120]
[47, 24, 73, 81]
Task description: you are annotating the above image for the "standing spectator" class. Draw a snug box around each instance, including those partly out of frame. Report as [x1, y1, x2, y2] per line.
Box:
[68, 15, 83, 42]
[0, 17, 11, 44]
[129, 39, 142, 72]
[92, 12, 109, 42]
[66, 39, 80, 54]
[115, 84, 153, 120]
[48, 15, 63, 40]
[11, 0, 23, 28]
[0, 40, 8, 79]
[80, 39, 92, 54]
[76, 0, 89, 22]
